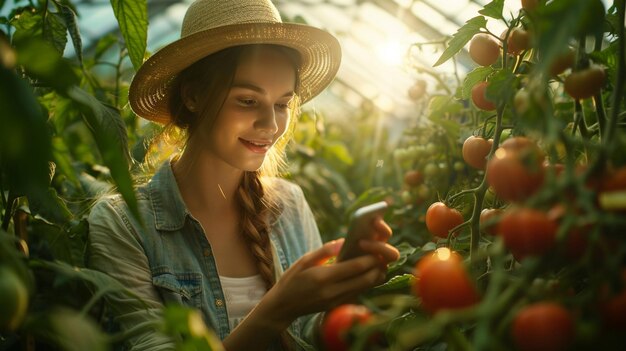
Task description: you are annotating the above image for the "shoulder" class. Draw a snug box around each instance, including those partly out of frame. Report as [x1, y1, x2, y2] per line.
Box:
[265, 177, 308, 212]
[88, 184, 150, 219]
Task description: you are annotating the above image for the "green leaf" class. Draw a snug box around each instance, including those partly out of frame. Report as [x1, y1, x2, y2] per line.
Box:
[30, 218, 86, 265]
[485, 69, 518, 107]
[426, 95, 464, 120]
[461, 67, 495, 100]
[15, 38, 79, 92]
[478, 0, 504, 20]
[43, 11, 67, 54]
[110, 0, 147, 71]
[433, 16, 487, 67]
[0, 66, 52, 197]
[27, 307, 109, 351]
[57, 1, 83, 66]
[52, 136, 80, 187]
[10, 11, 42, 46]
[533, 0, 606, 74]
[320, 139, 354, 166]
[67, 87, 141, 223]
[28, 187, 74, 224]
[369, 274, 416, 295]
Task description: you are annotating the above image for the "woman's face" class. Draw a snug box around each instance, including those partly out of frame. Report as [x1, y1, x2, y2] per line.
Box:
[191, 46, 296, 172]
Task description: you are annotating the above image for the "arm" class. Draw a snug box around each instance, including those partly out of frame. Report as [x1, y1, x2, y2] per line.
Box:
[87, 199, 175, 351]
[222, 236, 399, 351]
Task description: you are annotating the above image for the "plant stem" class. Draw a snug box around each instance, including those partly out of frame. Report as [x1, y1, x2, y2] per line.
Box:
[1, 191, 16, 232]
[593, 93, 606, 140]
[605, 0, 626, 147]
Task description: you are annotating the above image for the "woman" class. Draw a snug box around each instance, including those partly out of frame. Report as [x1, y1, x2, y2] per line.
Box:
[87, 0, 400, 350]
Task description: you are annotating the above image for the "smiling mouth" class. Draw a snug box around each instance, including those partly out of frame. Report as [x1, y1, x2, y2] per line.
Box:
[239, 138, 272, 154]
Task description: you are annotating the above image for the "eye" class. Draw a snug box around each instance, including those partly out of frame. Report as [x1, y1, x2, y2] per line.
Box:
[237, 98, 256, 106]
[275, 103, 290, 110]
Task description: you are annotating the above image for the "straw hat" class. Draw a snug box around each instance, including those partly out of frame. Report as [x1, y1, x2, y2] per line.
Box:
[128, 0, 342, 124]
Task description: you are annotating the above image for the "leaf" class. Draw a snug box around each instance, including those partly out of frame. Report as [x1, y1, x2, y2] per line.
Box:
[110, 0, 147, 71]
[57, 1, 83, 66]
[320, 139, 354, 166]
[27, 307, 109, 351]
[52, 136, 81, 188]
[29, 218, 84, 265]
[461, 67, 495, 100]
[67, 87, 141, 223]
[10, 10, 42, 46]
[28, 188, 74, 224]
[369, 274, 416, 295]
[0, 66, 52, 197]
[15, 38, 79, 92]
[433, 16, 487, 67]
[533, 0, 606, 74]
[43, 11, 67, 54]
[388, 242, 417, 273]
[478, 0, 504, 20]
[485, 69, 518, 107]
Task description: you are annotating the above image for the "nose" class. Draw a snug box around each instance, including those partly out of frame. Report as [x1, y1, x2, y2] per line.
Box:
[254, 106, 279, 135]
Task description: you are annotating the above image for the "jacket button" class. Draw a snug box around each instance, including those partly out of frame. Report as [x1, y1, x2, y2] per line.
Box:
[203, 248, 211, 257]
[215, 299, 224, 307]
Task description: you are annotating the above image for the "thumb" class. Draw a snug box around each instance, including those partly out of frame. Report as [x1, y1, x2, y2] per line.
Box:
[297, 239, 344, 269]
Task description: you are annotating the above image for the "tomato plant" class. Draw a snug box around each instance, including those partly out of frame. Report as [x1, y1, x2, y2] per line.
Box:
[511, 303, 574, 351]
[425, 202, 464, 239]
[322, 304, 372, 351]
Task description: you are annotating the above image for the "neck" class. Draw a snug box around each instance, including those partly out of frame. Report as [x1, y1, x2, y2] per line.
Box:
[171, 150, 243, 215]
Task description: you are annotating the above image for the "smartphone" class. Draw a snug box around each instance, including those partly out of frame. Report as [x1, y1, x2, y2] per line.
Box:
[336, 201, 389, 262]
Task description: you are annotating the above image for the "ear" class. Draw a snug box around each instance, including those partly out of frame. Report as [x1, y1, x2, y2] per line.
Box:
[180, 82, 199, 112]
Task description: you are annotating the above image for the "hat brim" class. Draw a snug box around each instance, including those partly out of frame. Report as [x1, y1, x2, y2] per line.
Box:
[128, 23, 342, 124]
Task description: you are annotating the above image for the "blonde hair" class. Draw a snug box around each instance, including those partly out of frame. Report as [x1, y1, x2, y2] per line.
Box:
[162, 44, 301, 349]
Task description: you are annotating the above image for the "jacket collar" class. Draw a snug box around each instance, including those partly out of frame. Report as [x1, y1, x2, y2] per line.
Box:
[148, 158, 190, 231]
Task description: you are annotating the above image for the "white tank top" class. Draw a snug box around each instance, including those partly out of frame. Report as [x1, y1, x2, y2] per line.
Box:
[219, 274, 267, 330]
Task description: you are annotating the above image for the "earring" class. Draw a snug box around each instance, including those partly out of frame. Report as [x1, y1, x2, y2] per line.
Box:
[187, 103, 196, 112]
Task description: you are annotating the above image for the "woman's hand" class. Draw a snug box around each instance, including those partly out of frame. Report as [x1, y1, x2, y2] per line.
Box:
[260, 217, 399, 328]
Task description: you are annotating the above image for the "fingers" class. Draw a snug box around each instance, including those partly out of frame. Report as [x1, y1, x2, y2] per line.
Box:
[372, 217, 392, 241]
[359, 240, 400, 264]
[329, 266, 387, 303]
[296, 239, 344, 269]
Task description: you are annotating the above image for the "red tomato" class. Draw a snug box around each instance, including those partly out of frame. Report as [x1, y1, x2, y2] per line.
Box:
[479, 208, 503, 235]
[469, 33, 500, 66]
[322, 304, 372, 351]
[602, 166, 626, 192]
[471, 81, 496, 111]
[414, 248, 480, 314]
[546, 204, 590, 260]
[425, 202, 464, 239]
[548, 49, 575, 76]
[462, 136, 493, 170]
[501, 28, 531, 55]
[564, 65, 606, 100]
[512, 302, 575, 351]
[498, 208, 558, 261]
[404, 170, 424, 187]
[486, 137, 545, 202]
[600, 269, 626, 331]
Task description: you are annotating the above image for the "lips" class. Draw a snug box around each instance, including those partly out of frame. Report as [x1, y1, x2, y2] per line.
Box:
[239, 138, 272, 154]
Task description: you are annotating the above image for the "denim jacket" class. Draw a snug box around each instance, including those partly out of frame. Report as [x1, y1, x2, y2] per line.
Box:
[86, 159, 323, 350]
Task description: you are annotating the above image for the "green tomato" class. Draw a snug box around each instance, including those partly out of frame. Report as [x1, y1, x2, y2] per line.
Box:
[0, 266, 29, 331]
